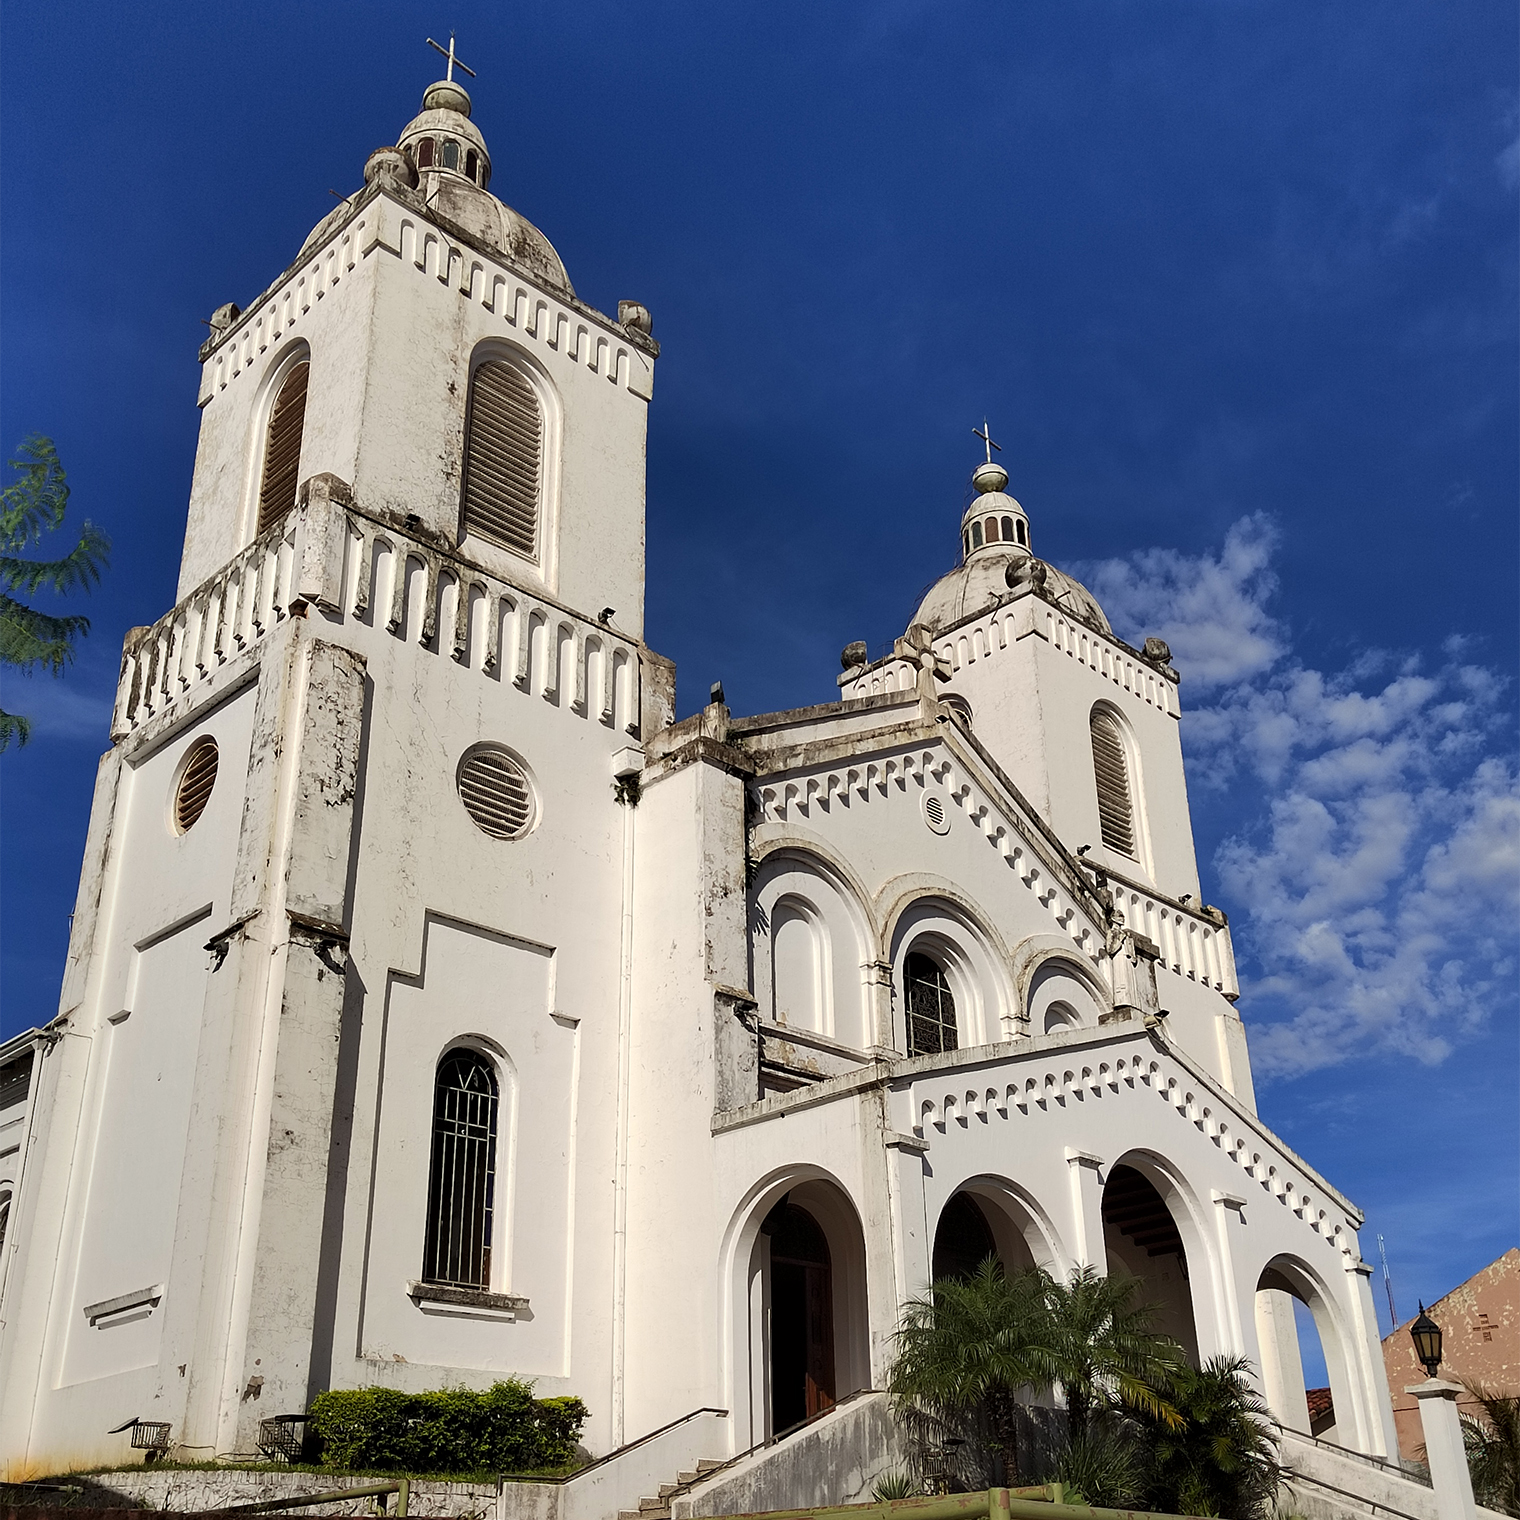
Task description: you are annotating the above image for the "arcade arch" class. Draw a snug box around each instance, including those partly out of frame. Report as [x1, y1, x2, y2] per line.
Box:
[928, 1178, 1062, 1291]
[1100, 1158, 1203, 1365]
[1254, 1256, 1361, 1448]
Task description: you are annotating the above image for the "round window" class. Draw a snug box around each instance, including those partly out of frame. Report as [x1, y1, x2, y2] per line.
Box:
[173, 737, 219, 834]
[922, 791, 950, 835]
[457, 745, 535, 840]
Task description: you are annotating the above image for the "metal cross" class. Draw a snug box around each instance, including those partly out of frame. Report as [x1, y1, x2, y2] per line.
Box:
[427, 32, 477, 81]
[973, 420, 1002, 463]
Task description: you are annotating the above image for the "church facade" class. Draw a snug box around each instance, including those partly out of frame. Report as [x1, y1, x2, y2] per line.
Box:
[0, 71, 1400, 1490]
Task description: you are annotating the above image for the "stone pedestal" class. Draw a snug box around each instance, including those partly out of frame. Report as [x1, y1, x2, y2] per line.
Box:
[1406, 1379, 1476, 1520]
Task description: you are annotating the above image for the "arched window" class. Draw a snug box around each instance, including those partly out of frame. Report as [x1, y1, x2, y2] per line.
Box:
[422, 1049, 499, 1289]
[1001, 516, 1014, 542]
[256, 359, 309, 536]
[984, 517, 999, 542]
[905, 951, 957, 1056]
[962, 529, 971, 558]
[1016, 519, 1028, 546]
[416, 138, 435, 169]
[971, 520, 983, 549]
[0, 1192, 10, 1259]
[1090, 707, 1136, 856]
[465, 149, 479, 182]
[460, 359, 542, 559]
[441, 139, 460, 170]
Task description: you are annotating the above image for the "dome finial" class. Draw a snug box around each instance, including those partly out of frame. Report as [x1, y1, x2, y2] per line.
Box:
[424, 32, 476, 115]
[971, 418, 1008, 494]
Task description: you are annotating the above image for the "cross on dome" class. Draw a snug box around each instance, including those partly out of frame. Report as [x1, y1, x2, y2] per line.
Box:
[427, 32, 477, 83]
[973, 420, 1002, 463]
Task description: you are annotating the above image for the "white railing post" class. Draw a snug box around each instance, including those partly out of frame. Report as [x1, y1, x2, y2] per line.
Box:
[1408, 1380, 1476, 1520]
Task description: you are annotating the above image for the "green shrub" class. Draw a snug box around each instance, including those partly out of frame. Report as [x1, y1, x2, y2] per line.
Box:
[307, 1380, 588, 1475]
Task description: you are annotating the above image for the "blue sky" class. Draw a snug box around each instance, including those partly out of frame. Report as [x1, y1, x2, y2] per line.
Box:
[2, 0, 1515, 1341]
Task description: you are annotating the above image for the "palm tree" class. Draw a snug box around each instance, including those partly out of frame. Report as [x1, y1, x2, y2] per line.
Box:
[0, 435, 110, 750]
[888, 1258, 1054, 1485]
[1041, 1264, 1185, 1438]
[1462, 1383, 1520, 1518]
[1140, 1354, 1280, 1520]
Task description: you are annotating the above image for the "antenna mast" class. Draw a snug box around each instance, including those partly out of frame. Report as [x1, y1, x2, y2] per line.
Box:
[1378, 1233, 1398, 1333]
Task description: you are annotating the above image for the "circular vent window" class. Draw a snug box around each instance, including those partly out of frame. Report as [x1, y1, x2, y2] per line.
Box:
[457, 745, 535, 840]
[173, 737, 219, 834]
[922, 791, 950, 835]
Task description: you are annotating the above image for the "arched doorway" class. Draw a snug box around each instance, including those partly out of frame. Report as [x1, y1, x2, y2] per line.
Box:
[1101, 1163, 1200, 1363]
[763, 1198, 835, 1435]
[933, 1192, 999, 1282]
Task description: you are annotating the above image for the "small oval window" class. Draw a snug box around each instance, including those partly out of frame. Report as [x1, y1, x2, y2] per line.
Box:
[441, 140, 460, 171]
[457, 745, 535, 840]
[174, 737, 219, 835]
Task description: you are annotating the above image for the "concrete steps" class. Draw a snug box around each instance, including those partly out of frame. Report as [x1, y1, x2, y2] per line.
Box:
[617, 1458, 727, 1520]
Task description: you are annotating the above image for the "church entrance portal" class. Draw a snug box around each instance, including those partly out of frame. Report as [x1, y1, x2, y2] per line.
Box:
[764, 1199, 835, 1435]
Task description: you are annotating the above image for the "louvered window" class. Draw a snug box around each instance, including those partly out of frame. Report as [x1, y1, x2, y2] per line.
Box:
[460, 361, 542, 560]
[422, 1050, 499, 1289]
[256, 360, 309, 536]
[457, 746, 535, 839]
[174, 737, 219, 835]
[1090, 708, 1135, 857]
[905, 952, 957, 1057]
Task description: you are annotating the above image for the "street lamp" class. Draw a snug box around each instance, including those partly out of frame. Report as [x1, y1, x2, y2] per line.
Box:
[1409, 1302, 1443, 1380]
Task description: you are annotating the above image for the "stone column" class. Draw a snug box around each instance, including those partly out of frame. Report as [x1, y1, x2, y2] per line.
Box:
[1065, 1149, 1107, 1271]
[1407, 1380, 1476, 1520]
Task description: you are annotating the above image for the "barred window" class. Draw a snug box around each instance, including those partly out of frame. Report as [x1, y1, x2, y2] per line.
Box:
[460, 360, 542, 560]
[1090, 707, 1136, 856]
[256, 360, 309, 536]
[422, 1049, 499, 1290]
[905, 951, 957, 1057]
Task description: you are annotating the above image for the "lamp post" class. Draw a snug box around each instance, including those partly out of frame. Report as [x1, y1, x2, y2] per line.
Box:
[1404, 1304, 1475, 1520]
[1410, 1303, 1443, 1379]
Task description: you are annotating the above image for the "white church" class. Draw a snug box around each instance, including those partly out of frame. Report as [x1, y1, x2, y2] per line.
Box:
[0, 57, 1408, 1509]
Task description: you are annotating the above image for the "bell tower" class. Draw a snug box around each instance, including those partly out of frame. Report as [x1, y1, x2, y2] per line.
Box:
[0, 52, 671, 1470]
[177, 53, 658, 640]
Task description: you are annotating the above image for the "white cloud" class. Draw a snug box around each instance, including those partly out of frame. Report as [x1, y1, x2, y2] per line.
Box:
[1083, 519, 1520, 1080]
[1077, 514, 1285, 692]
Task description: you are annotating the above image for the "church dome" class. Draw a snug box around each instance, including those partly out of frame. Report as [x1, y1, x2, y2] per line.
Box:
[299, 78, 575, 299]
[911, 452, 1112, 637]
[911, 549, 1112, 638]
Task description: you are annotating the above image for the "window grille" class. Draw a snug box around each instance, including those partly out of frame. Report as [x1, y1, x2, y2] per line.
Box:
[905, 952, 957, 1056]
[256, 360, 309, 536]
[460, 361, 542, 559]
[457, 746, 534, 839]
[174, 737, 219, 835]
[1090, 708, 1135, 856]
[422, 1050, 499, 1289]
